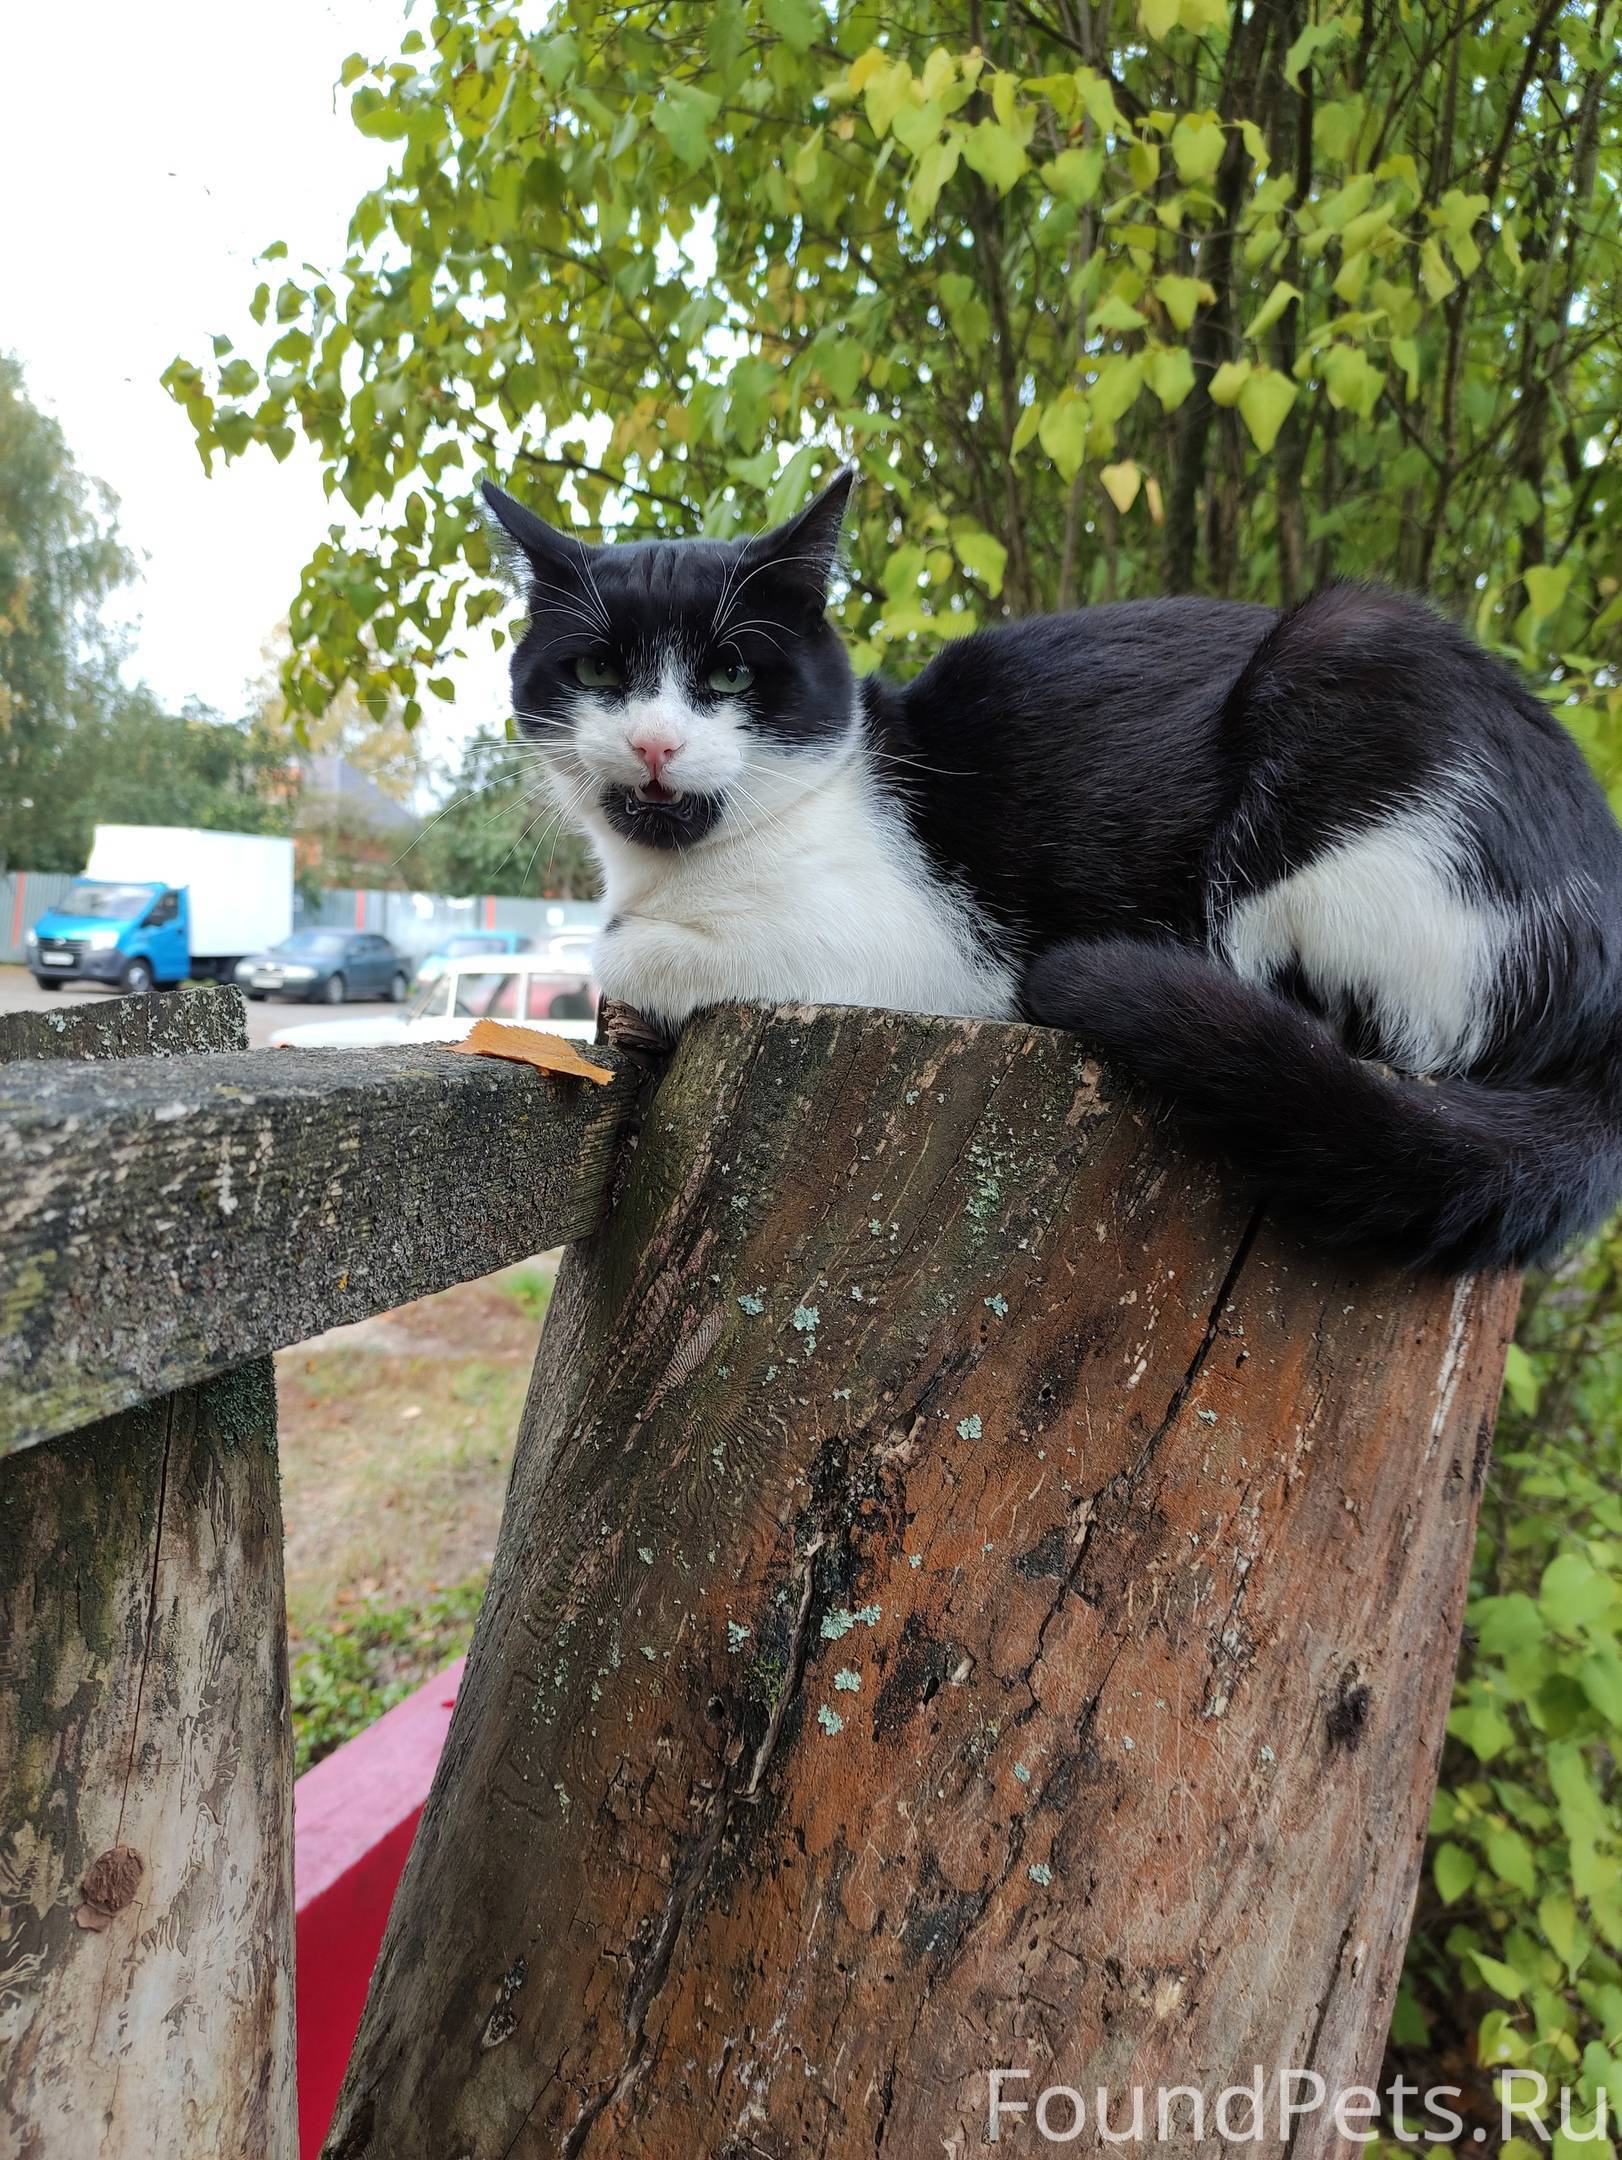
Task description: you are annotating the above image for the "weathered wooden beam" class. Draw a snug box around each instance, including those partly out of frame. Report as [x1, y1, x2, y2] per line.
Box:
[0, 987, 296, 2160]
[329, 1002, 1519, 2160]
[0, 1037, 639, 1456]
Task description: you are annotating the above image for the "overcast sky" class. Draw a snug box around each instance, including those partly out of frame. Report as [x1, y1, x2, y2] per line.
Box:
[0, 0, 502, 760]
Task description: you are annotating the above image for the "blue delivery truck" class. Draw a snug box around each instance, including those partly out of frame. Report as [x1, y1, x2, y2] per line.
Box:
[27, 824, 295, 993]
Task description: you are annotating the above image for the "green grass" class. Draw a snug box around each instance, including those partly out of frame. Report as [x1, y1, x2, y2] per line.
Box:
[290, 1576, 487, 1774]
[497, 1265, 554, 1322]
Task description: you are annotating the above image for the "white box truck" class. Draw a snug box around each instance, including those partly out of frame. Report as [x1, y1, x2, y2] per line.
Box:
[27, 825, 295, 993]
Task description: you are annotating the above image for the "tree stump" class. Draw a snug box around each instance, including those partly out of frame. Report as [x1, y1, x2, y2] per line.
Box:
[328, 1004, 1518, 2160]
[0, 988, 295, 2160]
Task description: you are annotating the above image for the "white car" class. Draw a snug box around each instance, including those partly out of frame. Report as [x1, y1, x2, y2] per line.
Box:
[268, 953, 599, 1050]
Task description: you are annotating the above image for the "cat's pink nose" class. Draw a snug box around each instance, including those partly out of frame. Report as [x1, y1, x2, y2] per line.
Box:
[630, 733, 681, 783]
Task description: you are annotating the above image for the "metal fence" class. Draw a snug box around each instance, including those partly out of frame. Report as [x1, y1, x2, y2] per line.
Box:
[1, 873, 78, 964]
[1, 872, 602, 967]
[295, 889, 603, 961]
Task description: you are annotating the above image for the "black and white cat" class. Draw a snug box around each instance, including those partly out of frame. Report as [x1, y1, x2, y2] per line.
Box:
[482, 469, 1622, 1271]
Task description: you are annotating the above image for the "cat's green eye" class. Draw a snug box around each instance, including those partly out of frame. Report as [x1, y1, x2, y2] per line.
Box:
[708, 660, 754, 695]
[573, 655, 621, 690]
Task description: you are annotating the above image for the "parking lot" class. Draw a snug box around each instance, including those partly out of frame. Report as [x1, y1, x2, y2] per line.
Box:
[0, 964, 346, 1050]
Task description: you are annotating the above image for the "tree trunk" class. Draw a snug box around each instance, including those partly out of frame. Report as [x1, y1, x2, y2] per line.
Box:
[0, 987, 295, 2160]
[328, 1004, 1518, 2160]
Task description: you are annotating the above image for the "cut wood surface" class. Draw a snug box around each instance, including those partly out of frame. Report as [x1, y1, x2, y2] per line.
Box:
[329, 1003, 1519, 2160]
[0, 979, 245, 1065]
[0, 988, 296, 2160]
[0, 1036, 638, 1456]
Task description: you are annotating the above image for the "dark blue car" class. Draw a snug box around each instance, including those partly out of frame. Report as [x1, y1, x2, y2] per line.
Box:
[234, 930, 409, 1005]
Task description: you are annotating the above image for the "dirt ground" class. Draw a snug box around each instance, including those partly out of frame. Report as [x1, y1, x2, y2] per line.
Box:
[275, 1258, 555, 1652]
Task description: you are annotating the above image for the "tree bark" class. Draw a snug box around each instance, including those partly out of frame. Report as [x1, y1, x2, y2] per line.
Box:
[328, 1003, 1518, 2160]
[0, 988, 296, 2160]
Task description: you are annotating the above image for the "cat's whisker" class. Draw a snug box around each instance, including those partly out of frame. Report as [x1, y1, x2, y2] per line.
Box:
[526, 569, 610, 634]
[716, 619, 786, 654]
[571, 538, 614, 636]
[712, 553, 831, 638]
[866, 748, 976, 781]
[492, 771, 594, 884]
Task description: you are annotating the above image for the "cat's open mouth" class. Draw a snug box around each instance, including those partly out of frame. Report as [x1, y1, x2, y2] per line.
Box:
[602, 784, 723, 850]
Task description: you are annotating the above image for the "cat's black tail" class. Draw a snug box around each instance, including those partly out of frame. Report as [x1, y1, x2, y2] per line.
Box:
[1023, 938, 1622, 1270]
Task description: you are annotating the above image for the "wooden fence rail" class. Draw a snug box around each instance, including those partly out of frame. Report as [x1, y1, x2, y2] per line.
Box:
[0, 1035, 638, 1456]
[0, 987, 1519, 2160]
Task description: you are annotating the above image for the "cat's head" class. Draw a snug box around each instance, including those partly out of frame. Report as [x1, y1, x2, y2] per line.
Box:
[482, 469, 856, 854]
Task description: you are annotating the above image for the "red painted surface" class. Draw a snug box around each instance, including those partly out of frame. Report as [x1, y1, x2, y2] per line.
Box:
[293, 1659, 463, 2158]
[483, 892, 497, 929]
[10, 873, 27, 952]
[353, 888, 366, 931]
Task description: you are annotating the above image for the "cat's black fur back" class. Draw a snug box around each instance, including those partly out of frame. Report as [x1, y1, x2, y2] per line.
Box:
[484, 471, 1622, 1272]
[863, 598, 1273, 953]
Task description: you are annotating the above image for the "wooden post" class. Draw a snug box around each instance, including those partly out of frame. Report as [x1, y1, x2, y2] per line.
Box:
[328, 1004, 1518, 2159]
[0, 988, 296, 2160]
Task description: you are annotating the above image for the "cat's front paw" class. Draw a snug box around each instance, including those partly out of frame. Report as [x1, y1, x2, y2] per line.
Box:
[596, 998, 677, 1059]
[595, 914, 711, 1030]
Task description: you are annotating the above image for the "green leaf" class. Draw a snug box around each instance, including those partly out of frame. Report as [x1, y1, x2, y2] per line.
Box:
[882, 542, 927, 597]
[763, 0, 819, 55]
[955, 530, 1008, 594]
[1473, 1593, 1544, 1657]
[1208, 359, 1252, 405]
[1540, 1553, 1613, 1631]
[1154, 274, 1213, 332]
[1502, 1342, 1541, 1414]
[1139, 0, 1181, 41]
[1089, 353, 1144, 427]
[1389, 334, 1421, 400]
[1315, 96, 1366, 164]
[962, 120, 1028, 194]
[1316, 174, 1377, 232]
[1044, 146, 1105, 205]
[652, 84, 721, 170]
[1037, 397, 1090, 482]
[891, 97, 946, 155]
[1284, 19, 1343, 86]
[1322, 343, 1385, 419]
[1245, 280, 1301, 341]
[863, 60, 912, 138]
[1092, 294, 1149, 334]
[1538, 1892, 1581, 1971]
[1471, 1951, 1528, 2001]
[1099, 460, 1142, 513]
[1579, 1650, 1622, 1726]
[1170, 116, 1224, 186]
[1524, 563, 1572, 624]
[1435, 1842, 1477, 1905]
[1460, 1702, 1516, 1760]
[1487, 1827, 1538, 1897]
[1237, 368, 1297, 451]
[906, 135, 961, 222]
[1420, 238, 1457, 301]
[816, 336, 865, 402]
[533, 30, 580, 87]
[1144, 346, 1196, 411]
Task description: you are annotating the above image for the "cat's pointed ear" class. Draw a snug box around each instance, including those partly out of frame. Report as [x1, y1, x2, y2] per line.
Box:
[741, 466, 856, 614]
[480, 478, 587, 580]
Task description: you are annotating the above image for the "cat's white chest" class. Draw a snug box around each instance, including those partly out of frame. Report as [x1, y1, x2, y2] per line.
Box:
[589, 758, 1017, 1029]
